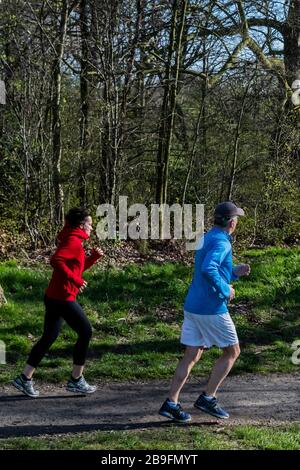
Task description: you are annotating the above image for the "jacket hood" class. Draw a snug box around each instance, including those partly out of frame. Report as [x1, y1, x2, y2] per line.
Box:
[57, 223, 89, 243]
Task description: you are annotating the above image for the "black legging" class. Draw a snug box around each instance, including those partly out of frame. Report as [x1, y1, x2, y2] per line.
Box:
[27, 295, 92, 367]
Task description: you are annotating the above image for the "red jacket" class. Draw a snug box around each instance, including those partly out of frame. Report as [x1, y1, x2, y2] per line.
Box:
[45, 224, 102, 301]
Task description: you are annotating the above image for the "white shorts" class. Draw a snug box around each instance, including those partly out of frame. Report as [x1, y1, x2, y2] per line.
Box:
[180, 311, 239, 349]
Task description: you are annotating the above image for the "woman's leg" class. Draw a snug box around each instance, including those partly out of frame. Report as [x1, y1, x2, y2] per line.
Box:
[61, 301, 96, 393]
[25, 296, 63, 372]
[22, 364, 35, 379]
[72, 364, 84, 379]
[13, 297, 62, 397]
[60, 301, 92, 374]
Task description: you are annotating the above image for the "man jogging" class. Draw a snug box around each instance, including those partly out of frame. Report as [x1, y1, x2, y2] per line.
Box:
[159, 202, 250, 423]
[12, 208, 103, 398]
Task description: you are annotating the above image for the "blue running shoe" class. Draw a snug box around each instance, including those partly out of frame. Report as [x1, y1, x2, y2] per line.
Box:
[159, 399, 191, 423]
[194, 393, 229, 419]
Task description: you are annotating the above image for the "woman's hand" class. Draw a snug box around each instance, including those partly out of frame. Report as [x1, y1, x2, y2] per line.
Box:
[93, 247, 104, 258]
[79, 281, 88, 293]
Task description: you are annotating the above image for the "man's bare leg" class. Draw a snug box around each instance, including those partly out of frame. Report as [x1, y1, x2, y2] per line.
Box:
[169, 346, 204, 403]
[205, 343, 240, 396]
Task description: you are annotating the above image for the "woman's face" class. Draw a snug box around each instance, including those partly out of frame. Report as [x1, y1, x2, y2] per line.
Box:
[81, 216, 93, 236]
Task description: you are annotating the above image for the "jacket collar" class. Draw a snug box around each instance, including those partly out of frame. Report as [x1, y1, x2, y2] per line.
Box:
[57, 224, 89, 243]
[212, 226, 232, 243]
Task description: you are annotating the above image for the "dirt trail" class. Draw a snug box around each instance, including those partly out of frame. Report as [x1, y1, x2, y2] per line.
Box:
[0, 373, 299, 438]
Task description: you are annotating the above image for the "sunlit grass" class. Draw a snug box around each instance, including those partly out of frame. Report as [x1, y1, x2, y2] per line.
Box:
[0, 247, 299, 383]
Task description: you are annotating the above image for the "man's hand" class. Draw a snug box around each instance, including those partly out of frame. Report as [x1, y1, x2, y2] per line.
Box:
[229, 285, 235, 301]
[79, 281, 88, 293]
[93, 247, 104, 258]
[234, 263, 251, 277]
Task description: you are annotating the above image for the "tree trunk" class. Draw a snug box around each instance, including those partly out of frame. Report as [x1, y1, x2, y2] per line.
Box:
[52, 0, 76, 225]
[96, 0, 121, 205]
[78, 0, 90, 207]
[182, 42, 208, 206]
[0, 284, 7, 305]
[227, 75, 253, 200]
[284, 0, 300, 86]
[156, 0, 187, 208]
[52, 2, 67, 226]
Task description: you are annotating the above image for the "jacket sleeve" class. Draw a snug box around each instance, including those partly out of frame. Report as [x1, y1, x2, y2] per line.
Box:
[50, 238, 84, 288]
[201, 240, 231, 299]
[84, 249, 102, 271]
[231, 266, 239, 281]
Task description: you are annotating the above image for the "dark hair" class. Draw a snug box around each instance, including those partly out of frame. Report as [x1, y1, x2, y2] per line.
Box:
[65, 207, 90, 227]
[214, 216, 231, 227]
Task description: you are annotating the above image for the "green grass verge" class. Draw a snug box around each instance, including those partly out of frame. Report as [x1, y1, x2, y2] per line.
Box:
[1, 424, 299, 450]
[0, 246, 299, 383]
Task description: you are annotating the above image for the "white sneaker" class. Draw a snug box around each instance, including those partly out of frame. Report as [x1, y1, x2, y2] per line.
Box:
[12, 375, 40, 398]
[66, 376, 97, 394]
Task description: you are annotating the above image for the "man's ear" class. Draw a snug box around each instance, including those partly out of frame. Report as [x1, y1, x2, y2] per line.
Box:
[223, 217, 231, 227]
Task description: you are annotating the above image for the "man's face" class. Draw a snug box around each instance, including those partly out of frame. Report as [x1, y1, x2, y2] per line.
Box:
[81, 216, 93, 236]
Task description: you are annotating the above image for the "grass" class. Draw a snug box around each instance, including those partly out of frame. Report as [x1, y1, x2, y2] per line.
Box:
[0, 247, 299, 451]
[0, 246, 299, 383]
[1, 424, 300, 450]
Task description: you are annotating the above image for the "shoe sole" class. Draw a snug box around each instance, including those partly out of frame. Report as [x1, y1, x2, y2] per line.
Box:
[12, 380, 39, 398]
[66, 386, 97, 394]
[194, 403, 229, 419]
[159, 410, 191, 423]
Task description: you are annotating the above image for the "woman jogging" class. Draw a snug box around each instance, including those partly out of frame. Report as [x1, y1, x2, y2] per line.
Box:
[13, 208, 103, 397]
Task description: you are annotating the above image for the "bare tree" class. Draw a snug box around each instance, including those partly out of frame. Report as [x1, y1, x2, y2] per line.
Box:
[156, 0, 188, 208]
[52, 0, 80, 226]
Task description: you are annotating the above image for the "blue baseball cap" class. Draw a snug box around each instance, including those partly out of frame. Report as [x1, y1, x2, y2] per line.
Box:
[214, 201, 245, 218]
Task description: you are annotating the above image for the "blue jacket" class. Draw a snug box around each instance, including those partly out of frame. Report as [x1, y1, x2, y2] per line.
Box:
[184, 227, 238, 315]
